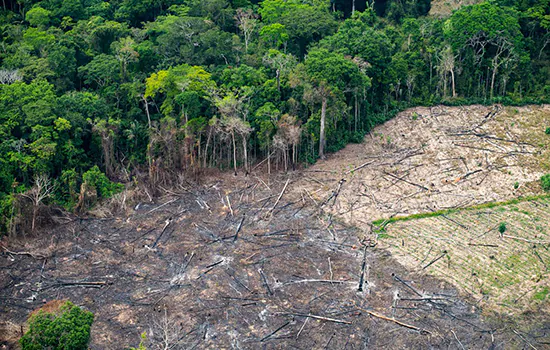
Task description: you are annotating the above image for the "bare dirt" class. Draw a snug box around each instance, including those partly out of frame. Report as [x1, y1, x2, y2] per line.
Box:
[299, 105, 550, 227]
[1, 105, 550, 349]
[429, 0, 484, 17]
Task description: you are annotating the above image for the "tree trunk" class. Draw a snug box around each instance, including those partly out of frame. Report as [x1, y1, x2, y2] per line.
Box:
[232, 131, 237, 175]
[490, 64, 497, 99]
[319, 95, 327, 159]
[242, 135, 248, 175]
[204, 127, 212, 168]
[102, 134, 114, 179]
[354, 92, 358, 132]
[32, 204, 37, 232]
[443, 73, 447, 98]
[292, 143, 297, 171]
[451, 69, 456, 98]
[267, 143, 271, 175]
[142, 96, 151, 129]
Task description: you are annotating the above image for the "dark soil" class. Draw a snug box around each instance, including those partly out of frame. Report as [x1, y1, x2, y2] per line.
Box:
[1, 174, 548, 349]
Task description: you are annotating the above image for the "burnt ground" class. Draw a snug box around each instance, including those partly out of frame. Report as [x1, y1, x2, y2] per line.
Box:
[1, 173, 549, 349]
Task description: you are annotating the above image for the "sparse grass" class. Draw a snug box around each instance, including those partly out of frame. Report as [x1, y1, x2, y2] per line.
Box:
[377, 197, 550, 313]
[533, 287, 549, 301]
[541, 174, 550, 192]
[372, 194, 550, 228]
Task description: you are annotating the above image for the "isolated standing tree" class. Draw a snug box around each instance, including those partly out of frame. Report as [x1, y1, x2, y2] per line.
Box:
[235, 8, 258, 52]
[438, 45, 456, 98]
[20, 174, 54, 232]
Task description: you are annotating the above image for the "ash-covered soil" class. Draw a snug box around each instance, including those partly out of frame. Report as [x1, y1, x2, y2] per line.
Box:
[1, 173, 548, 349]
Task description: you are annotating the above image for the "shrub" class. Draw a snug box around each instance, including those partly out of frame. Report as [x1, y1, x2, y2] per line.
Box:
[541, 174, 550, 192]
[546, 127, 550, 135]
[514, 181, 519, 190]
[498, 222, 507, 234]
[20, 301, 94, 350]
[82, 166, 123, 199]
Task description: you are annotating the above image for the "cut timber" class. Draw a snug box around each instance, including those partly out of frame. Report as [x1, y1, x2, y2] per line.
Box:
[2, 248, 47, 260]
[357, 307, 429, 333]
[286, 313, 352, 325]
[383, 171, 430, 191]
[346, 160, 376, 175]
[265, 178, 290, 217]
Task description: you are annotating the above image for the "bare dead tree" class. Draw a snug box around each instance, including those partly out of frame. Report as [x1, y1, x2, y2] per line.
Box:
[437, 45, 457, 98]
[20, 174, 55, 232]
[147, 308, 187, 350]
[489, 36, 517, 99]
[235, 8, 258, 52]
[0, 69, 22, 84]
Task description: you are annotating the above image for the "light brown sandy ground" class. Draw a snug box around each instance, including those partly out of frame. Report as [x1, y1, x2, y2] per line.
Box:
[299, 105, 550, 229]
[429, 0, 483, 17]
[297, 104, 550, 315]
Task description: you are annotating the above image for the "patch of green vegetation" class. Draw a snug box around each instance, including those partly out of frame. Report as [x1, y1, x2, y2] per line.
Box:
[545, 127, 550, 135]
[503, 254, 522, 269]
[514, 181, 520, 189]
[20, 301, 94, 350]
[499, 222, 507, 234]
[541, 174, 550, 192]
[377, 233, 394, 239]
[372, 194, 550, 228]
[533, 287, 549, 301]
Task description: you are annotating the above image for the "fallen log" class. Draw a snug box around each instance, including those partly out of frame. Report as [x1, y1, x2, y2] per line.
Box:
[422, 250, 447, 270]
[346, 160, 376, 175]
[233, 214, 245, 242]
[265, 178, 290, 217]
[357, 307, 429, 333]
[502, 235, 550, 245]
[2, 248, 47, 260]
[383, 171, 429, 191]
[285, 313, 352, 325]
[358, 245, 368, 292]
[261, 321, 291, 342]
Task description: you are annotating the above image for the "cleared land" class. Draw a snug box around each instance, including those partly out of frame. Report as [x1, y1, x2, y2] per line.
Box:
[379, 197, 550, 314]
[0, 175, 516, 349]
[1, 105, 549, 348]
[300, 105, 550, 227]
[297, 104, 550, 314]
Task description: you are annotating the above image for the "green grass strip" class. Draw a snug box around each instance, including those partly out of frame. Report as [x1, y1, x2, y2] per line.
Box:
[372, 194, 550, 229]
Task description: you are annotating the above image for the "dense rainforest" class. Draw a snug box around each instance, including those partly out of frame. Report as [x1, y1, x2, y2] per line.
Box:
[0, 0, 549, 233]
